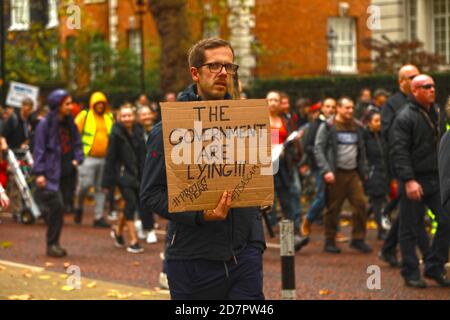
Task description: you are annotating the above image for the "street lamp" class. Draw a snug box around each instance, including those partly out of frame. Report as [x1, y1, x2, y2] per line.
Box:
[134, 0, 146, 94]
[327, 27, 338, 73]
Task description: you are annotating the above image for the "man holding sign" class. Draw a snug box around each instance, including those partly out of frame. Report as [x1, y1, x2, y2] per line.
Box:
[140, 39, 267, 300]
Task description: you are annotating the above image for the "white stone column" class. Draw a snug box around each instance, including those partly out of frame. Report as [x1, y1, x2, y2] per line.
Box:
[416, 0, 431, 50]
[227, 0, 256, 86]
[109, 0, 119, 50]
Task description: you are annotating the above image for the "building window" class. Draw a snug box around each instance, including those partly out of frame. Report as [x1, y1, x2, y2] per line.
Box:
[328, 17, 357, 73]
[406, 0, 417, 40]
[90, 35, 106, 82]
[432, 0, 450, 63]
[9, 0, 30, 31]
[47, 0, 59, 29]
[128, 29, 142, 58]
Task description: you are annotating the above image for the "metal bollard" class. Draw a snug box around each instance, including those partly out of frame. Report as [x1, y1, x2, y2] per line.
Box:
[280, 219, 296, 300]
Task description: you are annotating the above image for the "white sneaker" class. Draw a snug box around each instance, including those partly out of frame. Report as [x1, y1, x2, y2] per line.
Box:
[108, 210, 118, 222]
[159, 272, 169, 289]
[135, 220, 147, 240]
[146, 230, 157, 244]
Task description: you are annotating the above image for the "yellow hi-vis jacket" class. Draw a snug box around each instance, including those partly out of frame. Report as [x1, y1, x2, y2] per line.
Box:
[75, 92, 114, 157]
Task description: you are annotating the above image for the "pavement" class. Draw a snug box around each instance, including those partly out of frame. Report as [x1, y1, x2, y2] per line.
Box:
[0, 206, 449, 300]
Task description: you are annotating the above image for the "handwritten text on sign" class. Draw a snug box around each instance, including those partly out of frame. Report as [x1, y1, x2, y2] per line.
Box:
[161, 99, 274, 213]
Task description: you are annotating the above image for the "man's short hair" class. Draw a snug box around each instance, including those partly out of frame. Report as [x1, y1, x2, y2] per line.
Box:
[188, 38, 234, 69]
[373, 88, 390, 98]
[21, 98, 34, 108]
[337, 96, 354, 107]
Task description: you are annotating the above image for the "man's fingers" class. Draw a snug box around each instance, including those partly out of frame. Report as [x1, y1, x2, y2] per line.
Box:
[219, 191, 228, 205]
[226, 191, 232, 206]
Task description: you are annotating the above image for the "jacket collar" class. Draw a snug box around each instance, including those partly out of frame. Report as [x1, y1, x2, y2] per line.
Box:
[177, 83, 232, 102]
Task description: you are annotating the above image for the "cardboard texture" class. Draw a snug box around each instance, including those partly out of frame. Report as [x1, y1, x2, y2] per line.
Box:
[161, 99, 274, 213]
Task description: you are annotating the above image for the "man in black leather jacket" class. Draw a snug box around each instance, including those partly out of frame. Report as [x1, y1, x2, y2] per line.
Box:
[390, 74, 450, 288]
[140, 38, 266, 299]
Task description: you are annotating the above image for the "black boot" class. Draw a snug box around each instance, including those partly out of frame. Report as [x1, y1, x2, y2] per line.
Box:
[47, 244, 67, 258]
[294, 235, 309, 252]
[324, 239, 341, 253]
[424, 271, 450, 287]
[349, 239, 373, 253]
[74, 209, 83, 225]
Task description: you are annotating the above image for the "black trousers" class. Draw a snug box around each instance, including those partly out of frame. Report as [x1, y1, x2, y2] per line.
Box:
[398, 178, 450, 279]
[60, 172, 77, 212]
[34, 189, 64, 247]
[167, 245, 264, 300]
[381, 194, 431, 258]
[120, 187, 139, 221]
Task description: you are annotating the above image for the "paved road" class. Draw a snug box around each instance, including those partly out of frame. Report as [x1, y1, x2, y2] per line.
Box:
[0, 207, 449, 300]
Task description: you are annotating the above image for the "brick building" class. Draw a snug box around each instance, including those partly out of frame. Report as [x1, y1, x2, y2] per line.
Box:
[4, 0, 373, 87]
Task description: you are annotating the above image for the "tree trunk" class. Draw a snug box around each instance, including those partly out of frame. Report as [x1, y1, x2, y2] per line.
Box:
[149, 0, 192, 94]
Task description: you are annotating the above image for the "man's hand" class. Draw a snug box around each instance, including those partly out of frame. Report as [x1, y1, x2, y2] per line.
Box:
[0, 191, 10, 208]
[405, 180, 423, 201]
[72, 160, 78, 167]
[36, 175, 46, 189]
[203, 191, 232, 221]
[323, 171, 335, 184]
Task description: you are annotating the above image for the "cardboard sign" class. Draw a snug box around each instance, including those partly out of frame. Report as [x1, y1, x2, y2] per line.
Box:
[161, 99, 274, 213]
[6, 81, 40, 109]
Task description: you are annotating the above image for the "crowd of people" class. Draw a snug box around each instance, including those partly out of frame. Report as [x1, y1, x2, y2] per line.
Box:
[0, 37, 449, 299]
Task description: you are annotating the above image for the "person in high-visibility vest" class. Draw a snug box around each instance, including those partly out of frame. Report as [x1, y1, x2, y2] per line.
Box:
[74, 92, 114, 228]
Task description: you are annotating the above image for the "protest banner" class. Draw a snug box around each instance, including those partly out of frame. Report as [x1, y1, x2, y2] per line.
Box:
[6, 81, 39, 109]
[161, 99, 274, 213]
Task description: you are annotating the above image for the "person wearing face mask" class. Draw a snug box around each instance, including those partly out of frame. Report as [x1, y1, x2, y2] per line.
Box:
[33, 89, 84, 257]
[103, 104, 147, 254]
[363, 110, 390, 241]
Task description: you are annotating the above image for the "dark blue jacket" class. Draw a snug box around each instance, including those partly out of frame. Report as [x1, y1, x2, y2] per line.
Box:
[33, 111, 84, 192]
[140, 84, 265, 261]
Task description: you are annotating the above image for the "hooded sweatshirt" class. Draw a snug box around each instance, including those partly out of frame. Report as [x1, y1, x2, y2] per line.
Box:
[75, 92, 114, 158]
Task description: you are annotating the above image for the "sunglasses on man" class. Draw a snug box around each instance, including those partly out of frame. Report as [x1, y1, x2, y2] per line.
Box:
[419, 84, 435, 90]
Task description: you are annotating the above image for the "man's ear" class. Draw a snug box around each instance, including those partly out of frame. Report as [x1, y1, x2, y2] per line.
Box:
[191, 67, 200, 83]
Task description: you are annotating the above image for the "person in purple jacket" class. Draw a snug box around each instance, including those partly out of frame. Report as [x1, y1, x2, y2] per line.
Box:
[33, 89, 84, 257]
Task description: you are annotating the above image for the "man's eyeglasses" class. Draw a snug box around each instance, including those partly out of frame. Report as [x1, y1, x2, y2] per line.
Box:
[197, 62, 239, 75]
[419, 84, 435, 90]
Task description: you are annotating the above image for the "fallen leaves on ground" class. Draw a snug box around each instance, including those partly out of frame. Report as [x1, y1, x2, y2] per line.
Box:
[22, 270, 33, 278]
[59, 274, 68, 280]
[366, 220, 378, 230]
[339, 220, 350, 227]
[0, 265, 6, 271]
[8, 294, 33, 300]
[140, 291, 153, 296]
[1, 241, 12, 249]
[86, 281, 97, 288]
[319, 289, 332, 296]
[45, 262, 54, 268]
[61, 285, 75, 291]
[106, 290, 133, 299]
[133, 261, 140, 267]
[63, 262, 71, 269]
[38, 275, 51, 280]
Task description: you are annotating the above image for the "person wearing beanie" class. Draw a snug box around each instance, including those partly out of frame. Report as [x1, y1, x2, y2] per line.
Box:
[33, 89, 84, 257]
[74, 92, 114, 228]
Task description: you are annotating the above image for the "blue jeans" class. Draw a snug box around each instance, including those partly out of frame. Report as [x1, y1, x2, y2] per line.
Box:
[306, 170, 325, 223]
[275, 170, 302, 234]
